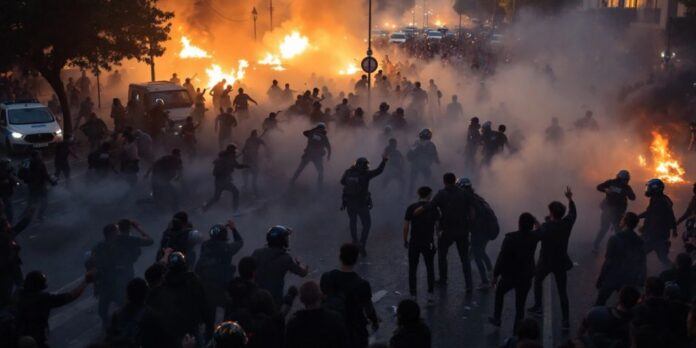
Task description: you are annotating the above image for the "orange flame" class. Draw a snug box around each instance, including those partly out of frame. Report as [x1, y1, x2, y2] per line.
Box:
[205, 60, 249, 89]
[179, 36, 210, 59]
[338, 63, 360, 75]
[637, 131, 686, 184]
[258, 30, 309, 71]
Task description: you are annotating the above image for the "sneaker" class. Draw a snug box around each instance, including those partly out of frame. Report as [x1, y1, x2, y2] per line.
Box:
[527, 306, 542, 316]
[488, 317, 501, 327]
[426, 293, 435, 306]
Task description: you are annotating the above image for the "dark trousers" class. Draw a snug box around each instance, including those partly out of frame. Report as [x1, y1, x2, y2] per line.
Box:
[493, 277, 532, 328]
[644, 238, 672, 269]
[55, 161, 71, 180]
[532, 269, 569, 321]
[595, 286, 620, 306]
[409, 244, 435, 295]
[347, 204, 371, 248]
[594, 207, 623, 250]
[2, 195, 13, 223]
[471, 237, 492, 283]
[242, 161, 259, 194]
[438, 233, 473, 290]
[0, 275, 14, 308]
[290, 155, 324, 188]
[204, 179, 240, 211]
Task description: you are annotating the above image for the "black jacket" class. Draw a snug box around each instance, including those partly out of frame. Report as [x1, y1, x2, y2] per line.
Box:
[597, 179, 635, 211]
[639, 193, 677, 241]
[597, 229, 646, 289]
[427, 185, 471, 237]
[536, 200, 577, 273]
[389, 322, 432, 348]
[285, 308, 349, 348]
[340, 159, 386, 206]
[493, 230, 539, 283]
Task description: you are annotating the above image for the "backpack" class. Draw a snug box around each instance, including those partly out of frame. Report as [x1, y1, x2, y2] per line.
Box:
[342, 170, 362, 197]
[323, 274, 362, 323]
[471, 193, 500, 240]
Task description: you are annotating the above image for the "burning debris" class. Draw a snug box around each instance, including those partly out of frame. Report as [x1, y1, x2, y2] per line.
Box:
[338, 62, 360, 75]
[638, 131, 687, 184]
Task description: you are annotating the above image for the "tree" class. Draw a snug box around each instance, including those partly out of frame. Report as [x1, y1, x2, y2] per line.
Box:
[0, 0, 173, 135]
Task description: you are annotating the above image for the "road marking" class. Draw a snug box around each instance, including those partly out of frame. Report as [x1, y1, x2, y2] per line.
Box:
[372, 289, 387, 303]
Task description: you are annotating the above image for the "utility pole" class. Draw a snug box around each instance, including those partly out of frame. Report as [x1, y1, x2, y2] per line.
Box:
[422, 0, 426, 29]
[149, 40, 155, 82]
[367, 0, 372, 115]
[252, 7, 258, 41]
[269, 0, 273, 30]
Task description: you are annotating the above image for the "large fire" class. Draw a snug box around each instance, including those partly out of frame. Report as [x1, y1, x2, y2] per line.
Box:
[205, 60, 249, 89]
[179, 36, 210, 59]
[637, 131, 686, 184]
[258, 31, 310, 71]
[278, 31, 310, 59]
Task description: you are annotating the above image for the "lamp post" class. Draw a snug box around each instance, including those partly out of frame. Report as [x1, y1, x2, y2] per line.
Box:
[252, 7, 258, 41]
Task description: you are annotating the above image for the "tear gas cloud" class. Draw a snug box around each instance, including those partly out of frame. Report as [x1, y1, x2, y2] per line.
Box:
[81, 0, 694, 249]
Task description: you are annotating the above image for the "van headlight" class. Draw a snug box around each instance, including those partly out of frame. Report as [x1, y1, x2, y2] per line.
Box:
[11, 132, 22, 139]
[55, 129, 63, 136]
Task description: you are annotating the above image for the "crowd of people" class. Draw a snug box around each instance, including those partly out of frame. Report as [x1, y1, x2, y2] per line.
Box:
[0, 55, 696, 348]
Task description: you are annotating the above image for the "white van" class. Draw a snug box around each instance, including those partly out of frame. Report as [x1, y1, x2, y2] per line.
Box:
[128, 81, 193, 124]
[0, 99, 63, 152]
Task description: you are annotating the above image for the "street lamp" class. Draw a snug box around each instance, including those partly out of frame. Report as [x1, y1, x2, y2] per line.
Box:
[252, 7, 258, 41]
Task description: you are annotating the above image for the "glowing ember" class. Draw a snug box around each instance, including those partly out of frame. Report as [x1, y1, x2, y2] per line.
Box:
[179, 36, 210, 59]
[338, 63, 360, 75]
[637, 131, 686, 184]
[205, 60, 249, 88]
[279, 31, 309, 59]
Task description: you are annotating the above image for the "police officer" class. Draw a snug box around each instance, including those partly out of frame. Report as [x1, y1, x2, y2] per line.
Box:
[373, 102, 391, 128]
[216, 107, 238, 150]
[251, 226, 309, 304]
[241, 130, 267, 196]
[89, 224, 125, 328]
[341, 156, 387, 256]
[0, 208, 33, 308]
[147, 252, 210, 346]
[210, 321, 248, 348]
[147, 149, 183, 212]
[157, 212, 200, 266]
[14, 270, 93, 346]
[203, 146, 248, 212]
[0, 158, 19, 222]
[24, 151, 57, 222]
[407, 129, 439, 192]
[382, 138, 406, 195]
[290, 123, 331, 189]
[593, 170, 636, 253]
[639, 178, 677, 269]
[195, 220, 244, 332]
[465, 117, 481, 169]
